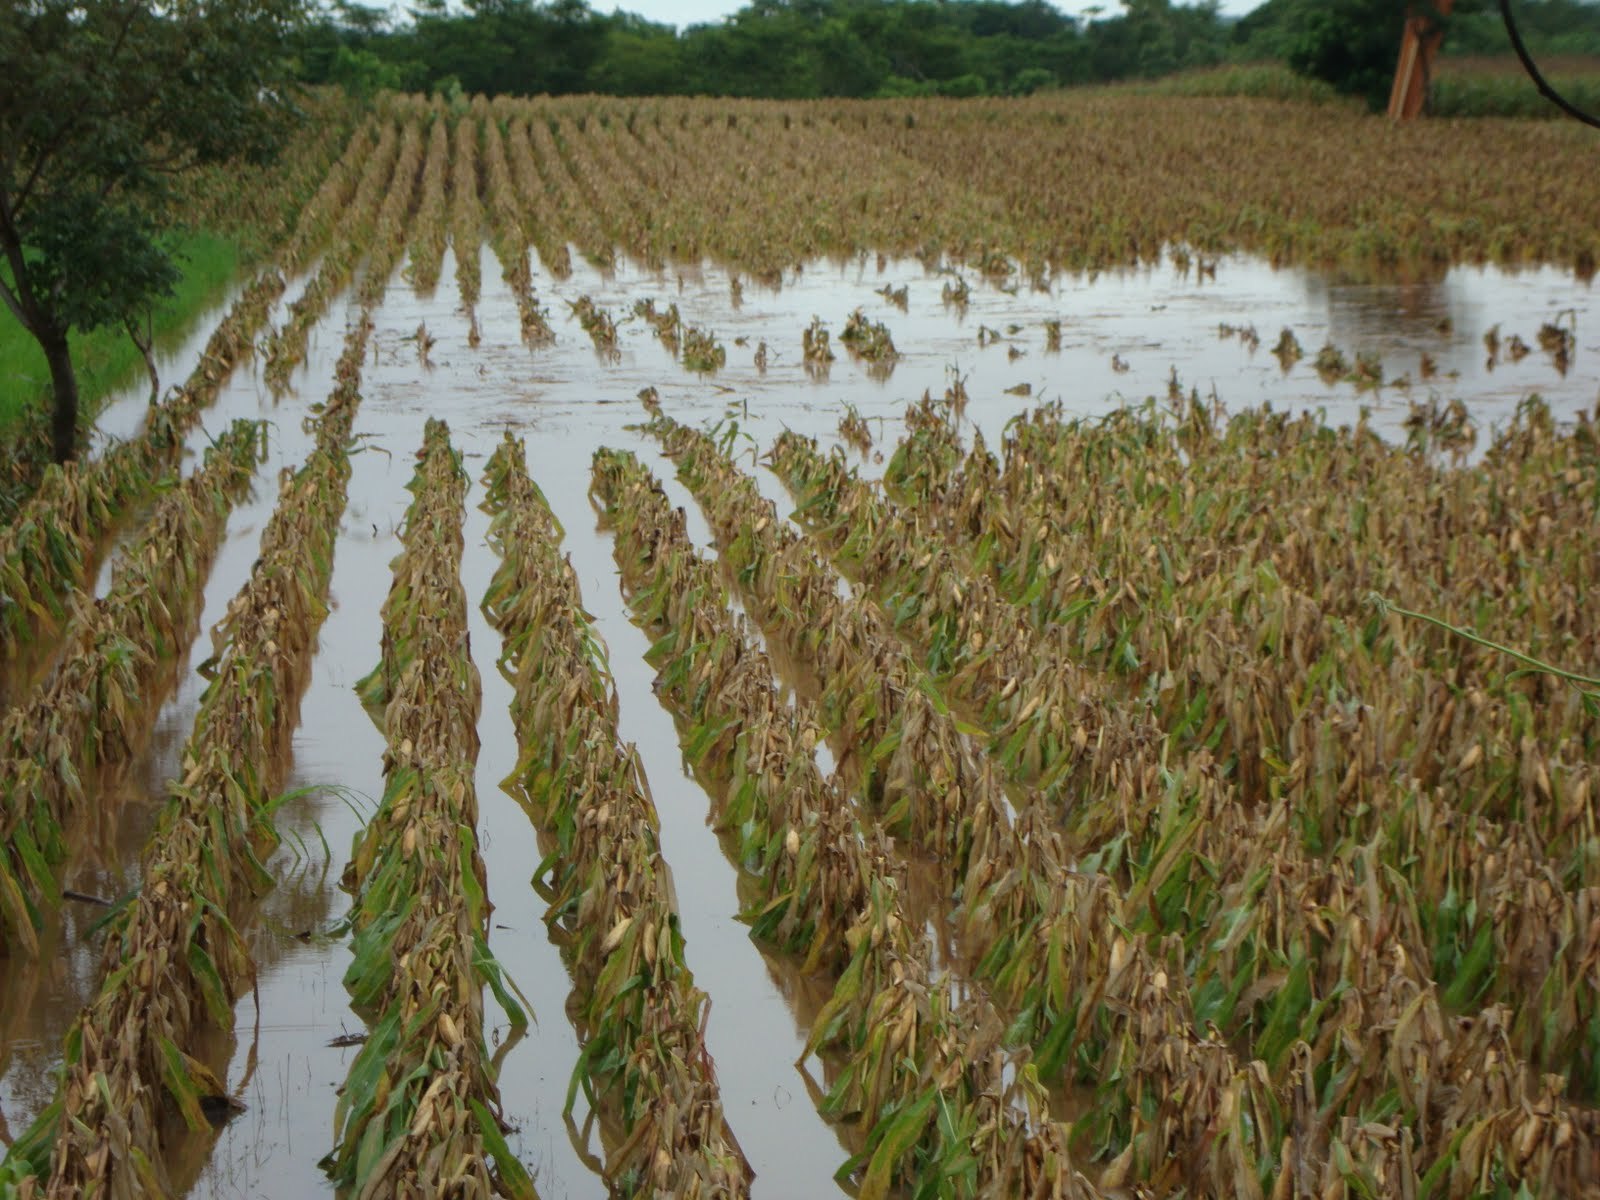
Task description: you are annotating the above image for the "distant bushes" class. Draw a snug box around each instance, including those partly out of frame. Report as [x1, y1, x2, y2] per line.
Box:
[1430, 55, 1600, 117]
[1122, 56, 1600, 121]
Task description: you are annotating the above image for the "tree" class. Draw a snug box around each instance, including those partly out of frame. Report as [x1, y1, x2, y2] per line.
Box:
[0, 0, 306, 463]
[1286, 0, 1411, 108]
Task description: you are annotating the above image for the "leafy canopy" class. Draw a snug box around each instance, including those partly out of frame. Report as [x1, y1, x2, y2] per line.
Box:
[0, 0, 305, 459]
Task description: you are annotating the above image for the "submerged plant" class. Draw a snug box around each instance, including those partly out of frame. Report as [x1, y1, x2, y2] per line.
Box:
[1272, 327, 1303, 369]
[802, 316, 834, 368]
[681, 323, 726, 372]
[839, 308, 898, 363]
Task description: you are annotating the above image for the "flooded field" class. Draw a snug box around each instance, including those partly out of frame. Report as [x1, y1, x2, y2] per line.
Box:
[3, 96, 1599, 1200]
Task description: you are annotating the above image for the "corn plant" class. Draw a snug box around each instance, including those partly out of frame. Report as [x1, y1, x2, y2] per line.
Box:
[327, 418, 533, 1198]
[1, 315, 374, 1196]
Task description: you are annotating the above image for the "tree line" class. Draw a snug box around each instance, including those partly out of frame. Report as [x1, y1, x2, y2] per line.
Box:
[294, 0, 1600, 104]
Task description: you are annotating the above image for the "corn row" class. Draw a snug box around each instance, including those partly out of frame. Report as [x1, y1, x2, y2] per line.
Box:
[407, 113, 451, 295]
[0, 420, 261, 958]
[855, 401, 1600, 1091]
[0, 269, 285, 668]
[522, 113, 612, 269]
[503, 116, 572, 279]
[896, 397, 1598, 846]
[450, 116, 484, 311]
[482, 118, 554, 343]
[550, 116, 653, 267]
[479, 433, 749, 1196]
[586, 120, 671, 267]
[661, 413, 1600, 1195]
[278, 121, 378, 276]
[264, 122, 402, 391]
[326, 418, 533, 1198]
[356, 120, 426, 307]
[642, 416, 1273, 1181]
[591, 446, 1100, 1200]
[611, 117, 714, 267]
[0, 120, 365, 665]
[0, 314, 373, 1197]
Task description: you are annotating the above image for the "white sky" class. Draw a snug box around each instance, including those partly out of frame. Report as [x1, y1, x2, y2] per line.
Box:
[609, 0, 1263, 32]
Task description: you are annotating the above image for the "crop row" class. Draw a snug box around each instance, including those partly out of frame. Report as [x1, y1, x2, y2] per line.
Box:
[407, 116, 451, 296]
[0, 113, 384, 676]
[0, 420, 262, 958]
[326, 418, 531, 1197]
[264, 121, 407, 392]
[0, 270, 283, 672]
[480, 432, 747, 1195]
[822, 395, 1600, 1092]
[0, 311, 374, 1196]
[590, 445, 1096, 1198]
[649, 407, 1598, 1195]
[365, 92, 1600, 279]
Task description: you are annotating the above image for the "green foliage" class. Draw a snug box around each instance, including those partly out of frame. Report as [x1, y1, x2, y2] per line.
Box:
[0, 233, 239, 437]
[1130, 61, 1344, 103]
[1284, 0, 1407, 109]
[0, 0, 306, 461]
[294, 0, 1238, 100]
[1431, 59, 1600, 115]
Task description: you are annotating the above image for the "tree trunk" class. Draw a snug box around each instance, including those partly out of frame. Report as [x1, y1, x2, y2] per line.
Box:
[126, 317, 159, 406]
[42, 328, 79, 464]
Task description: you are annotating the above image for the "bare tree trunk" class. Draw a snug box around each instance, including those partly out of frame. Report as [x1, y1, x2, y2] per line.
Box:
[42, 328, 80, 464]
[126, 315, 159, 405]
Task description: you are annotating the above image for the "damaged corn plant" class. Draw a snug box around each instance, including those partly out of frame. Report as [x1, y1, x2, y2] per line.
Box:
[328, 418, 533, 1198]
[765, 391, 1600, 1195]
[0, 419, 262, 959]
[479, 432, 749, 1196]
[0, 315, 374, 1197]
[623, 397, 1600, 1197]
[591, 444, 1100, 1199]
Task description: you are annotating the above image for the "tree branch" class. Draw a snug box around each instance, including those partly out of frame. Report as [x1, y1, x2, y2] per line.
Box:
[12, 0, 151, 218]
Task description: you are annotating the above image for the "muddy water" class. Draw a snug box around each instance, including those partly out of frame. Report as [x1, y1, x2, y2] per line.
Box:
[0, 279, 345, 1119]
[1, 242, 1593, 1195]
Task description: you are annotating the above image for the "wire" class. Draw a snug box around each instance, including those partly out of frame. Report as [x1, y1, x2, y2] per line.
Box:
[1499, 0, 1600, 129]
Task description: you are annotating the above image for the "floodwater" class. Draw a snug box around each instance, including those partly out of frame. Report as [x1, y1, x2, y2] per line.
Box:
[0, 243, 1593, 1197]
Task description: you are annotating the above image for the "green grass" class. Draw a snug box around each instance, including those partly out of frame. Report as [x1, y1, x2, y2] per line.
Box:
[1124, 64, 1345, 105]
[0, 231, 241, 438]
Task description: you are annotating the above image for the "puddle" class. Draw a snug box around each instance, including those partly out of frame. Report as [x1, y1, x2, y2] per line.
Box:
[3, 240, 1594, 1192]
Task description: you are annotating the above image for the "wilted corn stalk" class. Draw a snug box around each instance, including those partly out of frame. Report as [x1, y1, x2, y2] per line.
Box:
[326, 418, 534, 1198]
[801, 316, 834, 367]
[0, 315, 373, 1197]
[680, 323, 726, 372]
[266, 123, 404, 392]
[591, 446, 1099, 1199]
[838, 404, 873, 455]
[0, 419, 262, 958]
[479, 433, 749, 1196]
[838, 308, 897, 363]
[482, 117, 556, 343]
[406, 113, 451, 295]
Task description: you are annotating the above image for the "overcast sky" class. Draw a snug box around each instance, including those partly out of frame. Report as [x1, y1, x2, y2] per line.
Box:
[609, 0, 1263, 32]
